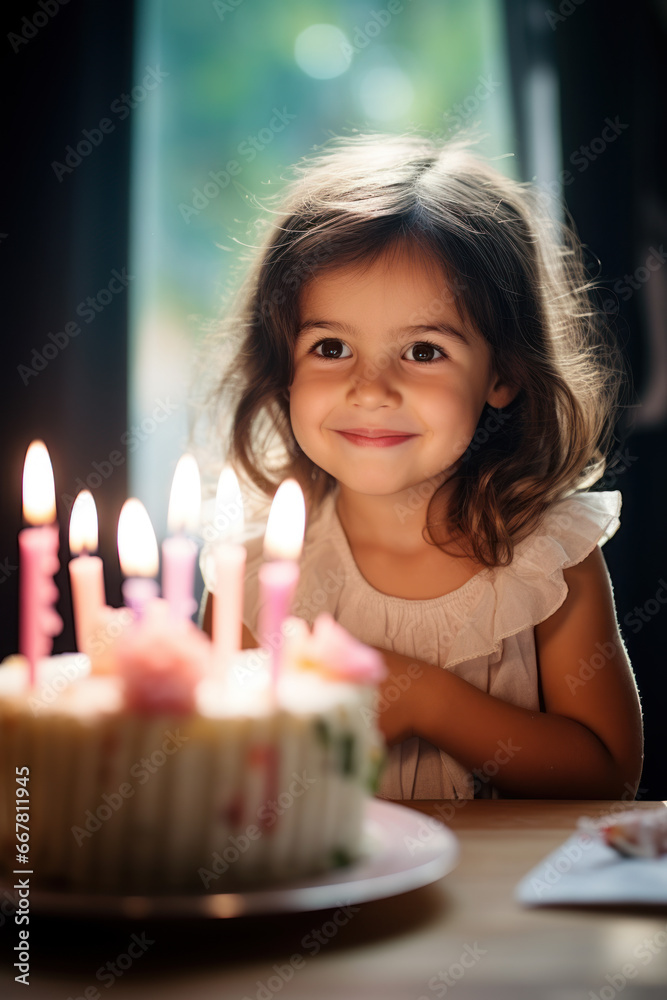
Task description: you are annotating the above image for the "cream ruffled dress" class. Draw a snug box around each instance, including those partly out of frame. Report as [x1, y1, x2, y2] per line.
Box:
[201, 487, 622, 801]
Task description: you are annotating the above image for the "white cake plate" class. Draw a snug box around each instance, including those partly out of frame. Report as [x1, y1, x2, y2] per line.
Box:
[2, 800, 458, 918]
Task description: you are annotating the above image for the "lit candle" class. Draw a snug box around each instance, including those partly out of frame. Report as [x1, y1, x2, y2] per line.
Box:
[69, 490, 107, 656]
[258, 479, 306, 691]
[19, 440, 63, 686]
[117, 499, 159, 619]
[162, 454, 200, 623]
[212, 466, 246, 672]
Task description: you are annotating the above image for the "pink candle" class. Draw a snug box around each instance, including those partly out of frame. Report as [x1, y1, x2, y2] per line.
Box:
[68, 490, 106, 656]
[122, 578, 159, 618]
[258, 479, 306, 692]
[162, 454, 200, 623]
[258, 560, 299, 669]
[162, 536, 197, 621]
[19, 441, 63, 686]
[117, 499, 160, 619]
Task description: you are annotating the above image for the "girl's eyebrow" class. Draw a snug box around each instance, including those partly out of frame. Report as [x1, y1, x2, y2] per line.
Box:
[296, 319, 470, 346]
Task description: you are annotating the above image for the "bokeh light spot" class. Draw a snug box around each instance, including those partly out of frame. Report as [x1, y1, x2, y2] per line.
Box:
[294, 24, 351, 80]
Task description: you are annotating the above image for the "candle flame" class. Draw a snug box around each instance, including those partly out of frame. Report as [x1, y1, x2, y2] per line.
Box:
[69, 490, 99, 554]
[117, 499, 159, 577]
[167, 453, 201, 534]
[214, 465, 245, 539]
[22, 440, 56, 525]
[263, 478, 306, 560]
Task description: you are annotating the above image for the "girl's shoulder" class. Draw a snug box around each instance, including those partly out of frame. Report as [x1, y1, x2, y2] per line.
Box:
[511, 488, 622, 573]
[441, 489, 622, 669]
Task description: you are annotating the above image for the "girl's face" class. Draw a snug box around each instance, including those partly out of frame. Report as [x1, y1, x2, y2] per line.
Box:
[288, 246, 516, 504]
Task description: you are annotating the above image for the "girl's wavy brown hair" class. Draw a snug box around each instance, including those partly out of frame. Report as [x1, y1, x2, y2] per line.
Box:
[202, 131, 626, 567]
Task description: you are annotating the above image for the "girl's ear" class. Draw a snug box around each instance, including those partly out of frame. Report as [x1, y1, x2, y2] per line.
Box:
[487, 376, 519, 409]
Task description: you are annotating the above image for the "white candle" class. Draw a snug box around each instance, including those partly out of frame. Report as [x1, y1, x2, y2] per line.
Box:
[162, 454, 200, 623]
[68, 490, 106, 656]
[117, 499, 159, 618]
[258, 479, 306, 693]
[212, 466, 246, 672]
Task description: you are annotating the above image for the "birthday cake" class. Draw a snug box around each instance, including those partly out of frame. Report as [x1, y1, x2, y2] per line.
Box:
[0, 606, 386, 894]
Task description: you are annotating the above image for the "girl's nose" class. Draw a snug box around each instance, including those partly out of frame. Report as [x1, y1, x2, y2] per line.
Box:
[346, 356, 402, 407]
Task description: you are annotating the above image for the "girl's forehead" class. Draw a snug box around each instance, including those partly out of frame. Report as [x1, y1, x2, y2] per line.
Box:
[298, 248, 472, 328]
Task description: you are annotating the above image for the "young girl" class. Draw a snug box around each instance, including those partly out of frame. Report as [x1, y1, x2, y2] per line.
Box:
[200, 132, 643, 801]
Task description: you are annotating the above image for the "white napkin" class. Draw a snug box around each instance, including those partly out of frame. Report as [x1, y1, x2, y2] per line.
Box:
[515, 828, 667, 907]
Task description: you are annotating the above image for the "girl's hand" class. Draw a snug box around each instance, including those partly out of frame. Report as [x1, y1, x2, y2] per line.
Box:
[372, 645, 420, 746]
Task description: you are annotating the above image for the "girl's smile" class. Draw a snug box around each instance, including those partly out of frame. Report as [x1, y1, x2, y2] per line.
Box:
[333, 428, 419, 447]
[288, 245, 517, 512]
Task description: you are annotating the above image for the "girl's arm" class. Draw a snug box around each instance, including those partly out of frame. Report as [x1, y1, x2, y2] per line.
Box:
[375, 546, 644, 799]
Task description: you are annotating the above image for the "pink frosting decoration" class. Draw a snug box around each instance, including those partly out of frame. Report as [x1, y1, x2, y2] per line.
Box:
[115, 599, 213, 714]
[284, 612, 387, 684]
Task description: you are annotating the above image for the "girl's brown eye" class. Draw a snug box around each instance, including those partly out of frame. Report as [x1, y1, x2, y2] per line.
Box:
[312, 338, 351, 359]
[404, 341, 446, 363]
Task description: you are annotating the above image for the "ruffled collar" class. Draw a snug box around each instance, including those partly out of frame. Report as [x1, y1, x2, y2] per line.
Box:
[326, 489, 493, 609]
[312, 487, 622, 668]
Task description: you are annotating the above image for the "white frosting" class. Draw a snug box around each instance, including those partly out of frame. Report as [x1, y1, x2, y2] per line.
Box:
[0, 648, 384, 893]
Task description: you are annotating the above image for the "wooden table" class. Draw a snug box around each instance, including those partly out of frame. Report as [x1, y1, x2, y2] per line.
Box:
[5, 800, 667, 999]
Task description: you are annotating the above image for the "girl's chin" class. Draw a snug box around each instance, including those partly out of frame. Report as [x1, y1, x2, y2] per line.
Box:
[332, 468, 455, 499]
[335, 476, 427, 496]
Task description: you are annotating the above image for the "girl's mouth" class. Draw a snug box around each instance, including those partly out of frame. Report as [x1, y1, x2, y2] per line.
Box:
[333, 430, 417, 448]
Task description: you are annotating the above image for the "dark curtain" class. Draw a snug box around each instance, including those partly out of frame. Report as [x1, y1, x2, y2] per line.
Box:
[505, 0, 667, 798]
[0, 1, 134, 654]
